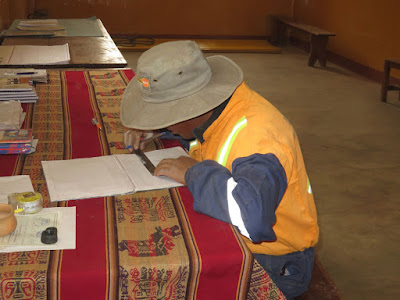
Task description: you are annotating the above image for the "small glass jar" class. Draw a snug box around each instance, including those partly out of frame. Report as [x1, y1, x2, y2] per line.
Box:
[15, 192, 43, 214]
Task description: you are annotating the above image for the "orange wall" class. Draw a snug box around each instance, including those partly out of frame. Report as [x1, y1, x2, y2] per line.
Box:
[294, 0, 400, 76]
[35, 0, 291, 37]
[0, 0, 10, 30]
[3, 0, 399, 77]
[0, 0, 36, 30]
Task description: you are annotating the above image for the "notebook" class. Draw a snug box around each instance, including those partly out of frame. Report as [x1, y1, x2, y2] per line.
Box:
[42, 146, 189, 202]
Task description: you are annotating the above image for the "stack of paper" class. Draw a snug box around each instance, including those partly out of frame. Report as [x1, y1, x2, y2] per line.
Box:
[0, 77, 39, 103]
[0, 101, 25, 130]
[0, 129, 33, 154]
[17, 19, 66, 31]
[0, 44, 70, 65]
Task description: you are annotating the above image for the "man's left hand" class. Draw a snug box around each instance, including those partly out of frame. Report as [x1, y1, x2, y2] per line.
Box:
[154, 156, 198, 184]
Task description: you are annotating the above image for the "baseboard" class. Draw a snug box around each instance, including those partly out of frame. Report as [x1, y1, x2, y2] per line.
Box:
[112, 36, 281, 54]
[110, 34, 268, 40]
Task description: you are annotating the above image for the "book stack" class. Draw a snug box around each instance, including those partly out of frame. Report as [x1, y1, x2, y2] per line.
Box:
[0, 77, 39, 103]
[1, 19, 67, 38]
[17, 19, 66, 32]
[0, 129, 33, 154]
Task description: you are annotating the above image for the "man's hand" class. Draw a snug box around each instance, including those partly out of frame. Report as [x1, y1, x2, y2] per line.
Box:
[124, 129, 155, 151]
[154, 156, 199, 184]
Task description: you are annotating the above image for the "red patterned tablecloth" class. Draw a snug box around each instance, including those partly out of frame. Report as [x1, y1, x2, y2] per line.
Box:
[0, 70, 285, 300]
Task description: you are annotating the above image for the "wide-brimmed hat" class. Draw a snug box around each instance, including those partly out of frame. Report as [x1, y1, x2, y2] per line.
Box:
[120, 40, 243, 130]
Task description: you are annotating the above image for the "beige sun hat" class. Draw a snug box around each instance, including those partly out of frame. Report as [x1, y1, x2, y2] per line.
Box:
[120, 40, 243, 130]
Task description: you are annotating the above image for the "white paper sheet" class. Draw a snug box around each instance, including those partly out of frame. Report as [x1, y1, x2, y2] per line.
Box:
[116, 147, 188, 192]
[42, 155, 134, 202]
[0, 100, 24, 130]
[0, 206, 76, 253]
[42, 147, 189, 202]
[6, 44, 70, 65]
[0, 175, 34, 204]
[0, 211, 60, 246]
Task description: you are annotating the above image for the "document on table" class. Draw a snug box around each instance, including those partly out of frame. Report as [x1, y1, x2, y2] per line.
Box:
[0, 46, 14, 65]
[0, 175, 34, 204]
[0, 211, 60, 247]
[0, 44, 70, 65]
[42, 146, 189, 202]
[0, 207, 76, 253]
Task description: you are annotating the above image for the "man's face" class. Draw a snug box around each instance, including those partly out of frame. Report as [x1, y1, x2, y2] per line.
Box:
[166, 111, 212, 140]
[167, 120, 195, 140]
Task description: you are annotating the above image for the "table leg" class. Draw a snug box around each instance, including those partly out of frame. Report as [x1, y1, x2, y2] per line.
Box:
[270, 16, 280, 45]
[381, 60, 391, 102]
[308, 35, 329, 67]
[271, 21, 288, 46]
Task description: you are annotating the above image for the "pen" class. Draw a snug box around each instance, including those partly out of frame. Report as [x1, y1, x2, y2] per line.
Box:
[91, 118, 102, 130]
[4, 72, 37, 76]
[125, 132, 166, 149]
[16, 72, 37, 75]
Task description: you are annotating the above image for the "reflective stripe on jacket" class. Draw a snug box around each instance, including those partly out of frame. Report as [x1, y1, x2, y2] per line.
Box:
[185, 82, 319, 255]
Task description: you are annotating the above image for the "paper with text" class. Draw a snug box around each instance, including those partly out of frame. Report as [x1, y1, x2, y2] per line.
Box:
[0, 207, 76, 253]
[0, 212, 60, 246]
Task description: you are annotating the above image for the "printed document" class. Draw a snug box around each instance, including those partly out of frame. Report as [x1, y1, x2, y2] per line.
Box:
[0, 207, 76, 253]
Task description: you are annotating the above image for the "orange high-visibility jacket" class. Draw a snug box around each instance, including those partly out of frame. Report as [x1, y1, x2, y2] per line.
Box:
[185, 82, 319, 255]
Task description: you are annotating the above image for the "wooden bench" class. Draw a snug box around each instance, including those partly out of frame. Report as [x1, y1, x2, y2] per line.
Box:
[270, 16, 336, 67]
[381, 58, 400, 102]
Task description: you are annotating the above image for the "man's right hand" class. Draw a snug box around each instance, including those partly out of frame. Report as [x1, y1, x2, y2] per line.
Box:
[124, 129, 155, 151]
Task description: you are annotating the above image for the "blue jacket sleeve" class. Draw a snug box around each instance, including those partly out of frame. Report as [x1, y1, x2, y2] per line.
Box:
[185, 153, 287, 242]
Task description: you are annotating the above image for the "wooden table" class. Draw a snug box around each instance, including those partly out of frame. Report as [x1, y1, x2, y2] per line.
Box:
[0, 19, 127, 69]
[381, 58, 400, 102]
[0, 69, 285, 300]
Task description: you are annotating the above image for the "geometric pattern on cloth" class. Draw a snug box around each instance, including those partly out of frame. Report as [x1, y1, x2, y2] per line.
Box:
[0, 70, 285, 300]
[247, 260, 286, 300]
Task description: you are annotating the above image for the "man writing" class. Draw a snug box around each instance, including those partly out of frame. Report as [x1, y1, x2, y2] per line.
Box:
[121, 40, 318, 299]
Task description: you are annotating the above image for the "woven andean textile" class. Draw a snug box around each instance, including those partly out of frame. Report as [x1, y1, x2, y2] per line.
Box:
[0, 70, 285, 300]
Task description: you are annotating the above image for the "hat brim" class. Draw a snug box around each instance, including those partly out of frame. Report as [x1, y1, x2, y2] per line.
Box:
[120, 55, 243, 130]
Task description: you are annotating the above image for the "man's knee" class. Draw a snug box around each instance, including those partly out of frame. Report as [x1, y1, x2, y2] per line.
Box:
[254, 247, 315, 299]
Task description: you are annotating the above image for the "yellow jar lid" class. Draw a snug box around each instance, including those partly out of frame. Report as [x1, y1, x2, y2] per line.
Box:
[16, 192, 41, 203]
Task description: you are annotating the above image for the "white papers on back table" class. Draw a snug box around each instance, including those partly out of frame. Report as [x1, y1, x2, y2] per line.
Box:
[0, 44, 70, 65]
[41, 147, 189, 202]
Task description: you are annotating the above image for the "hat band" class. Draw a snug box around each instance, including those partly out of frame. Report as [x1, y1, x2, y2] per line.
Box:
[140, 68, 212, 103]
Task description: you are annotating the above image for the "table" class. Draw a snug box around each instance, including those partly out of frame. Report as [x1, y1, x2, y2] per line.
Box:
[270, 16, 335, 67]
[0, 19, 127, 69]
[0, 70, 285, 300]
[380, 58, 400, 102]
